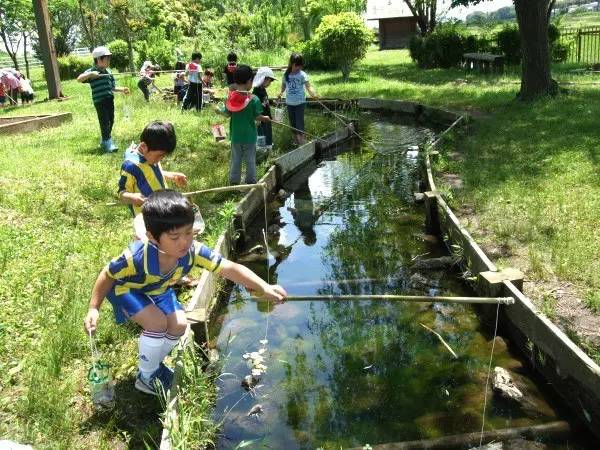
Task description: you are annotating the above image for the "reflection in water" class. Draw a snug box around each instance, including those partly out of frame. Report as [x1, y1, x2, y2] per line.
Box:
[211, 115, 567, 450]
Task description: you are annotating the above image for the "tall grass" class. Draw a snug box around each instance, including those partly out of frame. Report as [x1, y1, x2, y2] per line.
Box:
[0, 74, 248, 448]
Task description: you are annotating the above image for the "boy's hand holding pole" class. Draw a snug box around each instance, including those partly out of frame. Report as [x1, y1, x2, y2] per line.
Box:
[165, 171, 188, 187]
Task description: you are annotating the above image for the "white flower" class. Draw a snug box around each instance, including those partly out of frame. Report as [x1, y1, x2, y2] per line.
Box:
[259, 339, 268, 345]
[242, 353, 250, 359]
[362, 445, 372, 450]
[258, 348, 266, 355]
[251, 369, 263, 376]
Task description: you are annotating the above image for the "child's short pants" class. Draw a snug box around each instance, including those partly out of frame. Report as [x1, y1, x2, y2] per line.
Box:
[107, 288, 183, 324]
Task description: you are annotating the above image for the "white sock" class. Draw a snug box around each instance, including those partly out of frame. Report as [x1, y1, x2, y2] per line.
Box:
[158, 333, 183, 363]
[138, 330, 165, 380]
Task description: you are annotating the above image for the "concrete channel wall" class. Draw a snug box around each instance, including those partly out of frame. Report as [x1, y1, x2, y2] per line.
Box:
[160, 100, 600, 448]
[416, 108, 600, 441]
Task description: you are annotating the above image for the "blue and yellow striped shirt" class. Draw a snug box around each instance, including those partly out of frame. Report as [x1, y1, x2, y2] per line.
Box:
[118, 145, 168, 216]
[106, 240, 223, 297]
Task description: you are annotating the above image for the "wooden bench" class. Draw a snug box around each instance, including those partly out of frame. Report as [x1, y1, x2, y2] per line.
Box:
[463, 53, 505, 74]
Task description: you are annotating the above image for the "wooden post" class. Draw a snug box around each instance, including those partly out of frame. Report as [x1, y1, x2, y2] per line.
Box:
[424, 191, 441, 235]
[32, 0, 62, 99]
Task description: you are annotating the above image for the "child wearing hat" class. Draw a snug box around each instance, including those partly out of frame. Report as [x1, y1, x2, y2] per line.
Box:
[252, 67, 276, 150]
[220, 65, 271, 185]
[77, 46, 130, 152]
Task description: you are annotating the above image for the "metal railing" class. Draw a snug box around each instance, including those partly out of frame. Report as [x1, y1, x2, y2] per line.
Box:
[559, 26, 600, 63]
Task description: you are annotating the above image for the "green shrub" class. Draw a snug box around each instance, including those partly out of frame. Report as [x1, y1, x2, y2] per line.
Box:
[552, 41, 570, 62]
[57, 55, 90, 80]
[297, 39, 336, 70]
[135, 29, 177, 70]
[496, 25, 521, 65]
[409, 26, 466, 69]
[107, 39, 130, 72]
[312, 12, 373, 81]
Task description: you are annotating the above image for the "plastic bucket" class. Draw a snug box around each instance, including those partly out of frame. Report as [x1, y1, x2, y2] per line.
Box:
[202, 92, 211, 104]
[257, 135, 266, 147]
[273, 107, 284, 122]
[88, 361, 115, 408]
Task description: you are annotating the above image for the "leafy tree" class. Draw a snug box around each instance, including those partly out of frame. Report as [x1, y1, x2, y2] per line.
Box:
[402, 0, 438, 35]
[48, 0, 80, 55]
[108, 0, 147, 72]
[0, 0, 35, 69]
[452, 0, 558, 100]
[313, 12, 372, 81]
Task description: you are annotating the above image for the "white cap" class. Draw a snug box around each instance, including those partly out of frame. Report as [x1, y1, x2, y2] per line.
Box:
[92, 46, 112, 59]
[252, 67, 277, 88]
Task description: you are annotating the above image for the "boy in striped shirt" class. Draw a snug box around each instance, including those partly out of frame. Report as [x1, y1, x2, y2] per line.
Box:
[118, 121, 187, 217]
[77, 46, 130, 153]
[84, 190, 287, 395]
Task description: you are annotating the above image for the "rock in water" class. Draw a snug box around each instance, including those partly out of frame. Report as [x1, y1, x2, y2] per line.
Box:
[410, 272, 431, 289]
[241, 375, 259, 390]
[248, 404, 264, 416]
[412, 256, 456, 270]
[493, 366, 523, 402]
[267, 224, 280, 234]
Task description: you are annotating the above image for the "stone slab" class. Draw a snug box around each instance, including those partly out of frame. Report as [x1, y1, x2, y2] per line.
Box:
[357, 97, 419, 115]
[0, 113, 72, 134]
[274, 141, 316, 180]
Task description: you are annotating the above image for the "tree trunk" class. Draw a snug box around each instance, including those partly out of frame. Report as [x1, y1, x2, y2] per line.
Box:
[0, 32, 21, 70]
[23, 32, 30, 79]
[514, 0, 557, 100]
[126, 34, 135, 73]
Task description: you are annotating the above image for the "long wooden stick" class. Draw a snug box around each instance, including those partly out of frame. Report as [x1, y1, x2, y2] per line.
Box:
[419, 322, 458, 359]
[271, 120, 326, 142]
[182, 183, 266, 197]
[251, 294, 515, 305]
[104, 183, 266, 206]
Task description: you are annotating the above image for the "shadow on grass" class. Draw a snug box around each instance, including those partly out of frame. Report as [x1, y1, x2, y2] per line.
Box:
[81, 377, 163, 449]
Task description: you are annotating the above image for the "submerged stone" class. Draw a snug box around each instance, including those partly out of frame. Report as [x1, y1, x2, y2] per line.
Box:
[493, 366, 523, 402]
[412, 256, 456, 271]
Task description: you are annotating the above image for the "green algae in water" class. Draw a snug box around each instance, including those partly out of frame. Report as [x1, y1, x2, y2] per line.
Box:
[210, 115, 562, 449]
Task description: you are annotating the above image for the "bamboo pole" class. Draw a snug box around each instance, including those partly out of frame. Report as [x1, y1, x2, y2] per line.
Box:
[252, 294, 515, 305]
[104, 183, 266, 206]
[182, 183, 266, 197]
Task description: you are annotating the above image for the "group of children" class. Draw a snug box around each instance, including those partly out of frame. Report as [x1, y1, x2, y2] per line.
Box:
[84, 119, 287, 395]
[0, 68, 35, 108]
[79, 50, 320, 395]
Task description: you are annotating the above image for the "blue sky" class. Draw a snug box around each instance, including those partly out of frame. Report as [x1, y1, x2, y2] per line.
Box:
[445, 0, 514, 20]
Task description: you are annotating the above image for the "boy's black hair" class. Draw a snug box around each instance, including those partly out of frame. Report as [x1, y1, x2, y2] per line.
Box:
[142, 190, 195, 240]
[140, 121, 177, 153]
[233, 64, 254, 85]
[191, 52, 202, 61]
[175, 61, 186, 71]
[227, 52, 238, 63]
[284, 52, 305, 82]
[93, 55, 111, 65]
[204, 68, 215, 76]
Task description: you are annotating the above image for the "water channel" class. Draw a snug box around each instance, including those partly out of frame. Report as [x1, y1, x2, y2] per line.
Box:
[208, 112, 588, 449]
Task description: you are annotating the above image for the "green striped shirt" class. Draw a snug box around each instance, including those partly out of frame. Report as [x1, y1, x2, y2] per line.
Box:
[84, 66, 115, 104]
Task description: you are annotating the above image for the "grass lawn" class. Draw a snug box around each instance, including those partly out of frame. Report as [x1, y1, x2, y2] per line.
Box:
[0, 76, 254, 448]
[560, 10, 600, 28]
[1, 48, 598, 448]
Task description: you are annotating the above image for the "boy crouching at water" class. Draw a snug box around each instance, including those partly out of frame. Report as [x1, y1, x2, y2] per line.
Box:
[118, 121, 187, 217]
[84, 190, 287, 395]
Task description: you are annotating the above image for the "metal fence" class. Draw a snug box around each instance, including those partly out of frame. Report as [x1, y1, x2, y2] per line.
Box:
[0, 54, 43, 70]
[559, 26, 600, 63]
